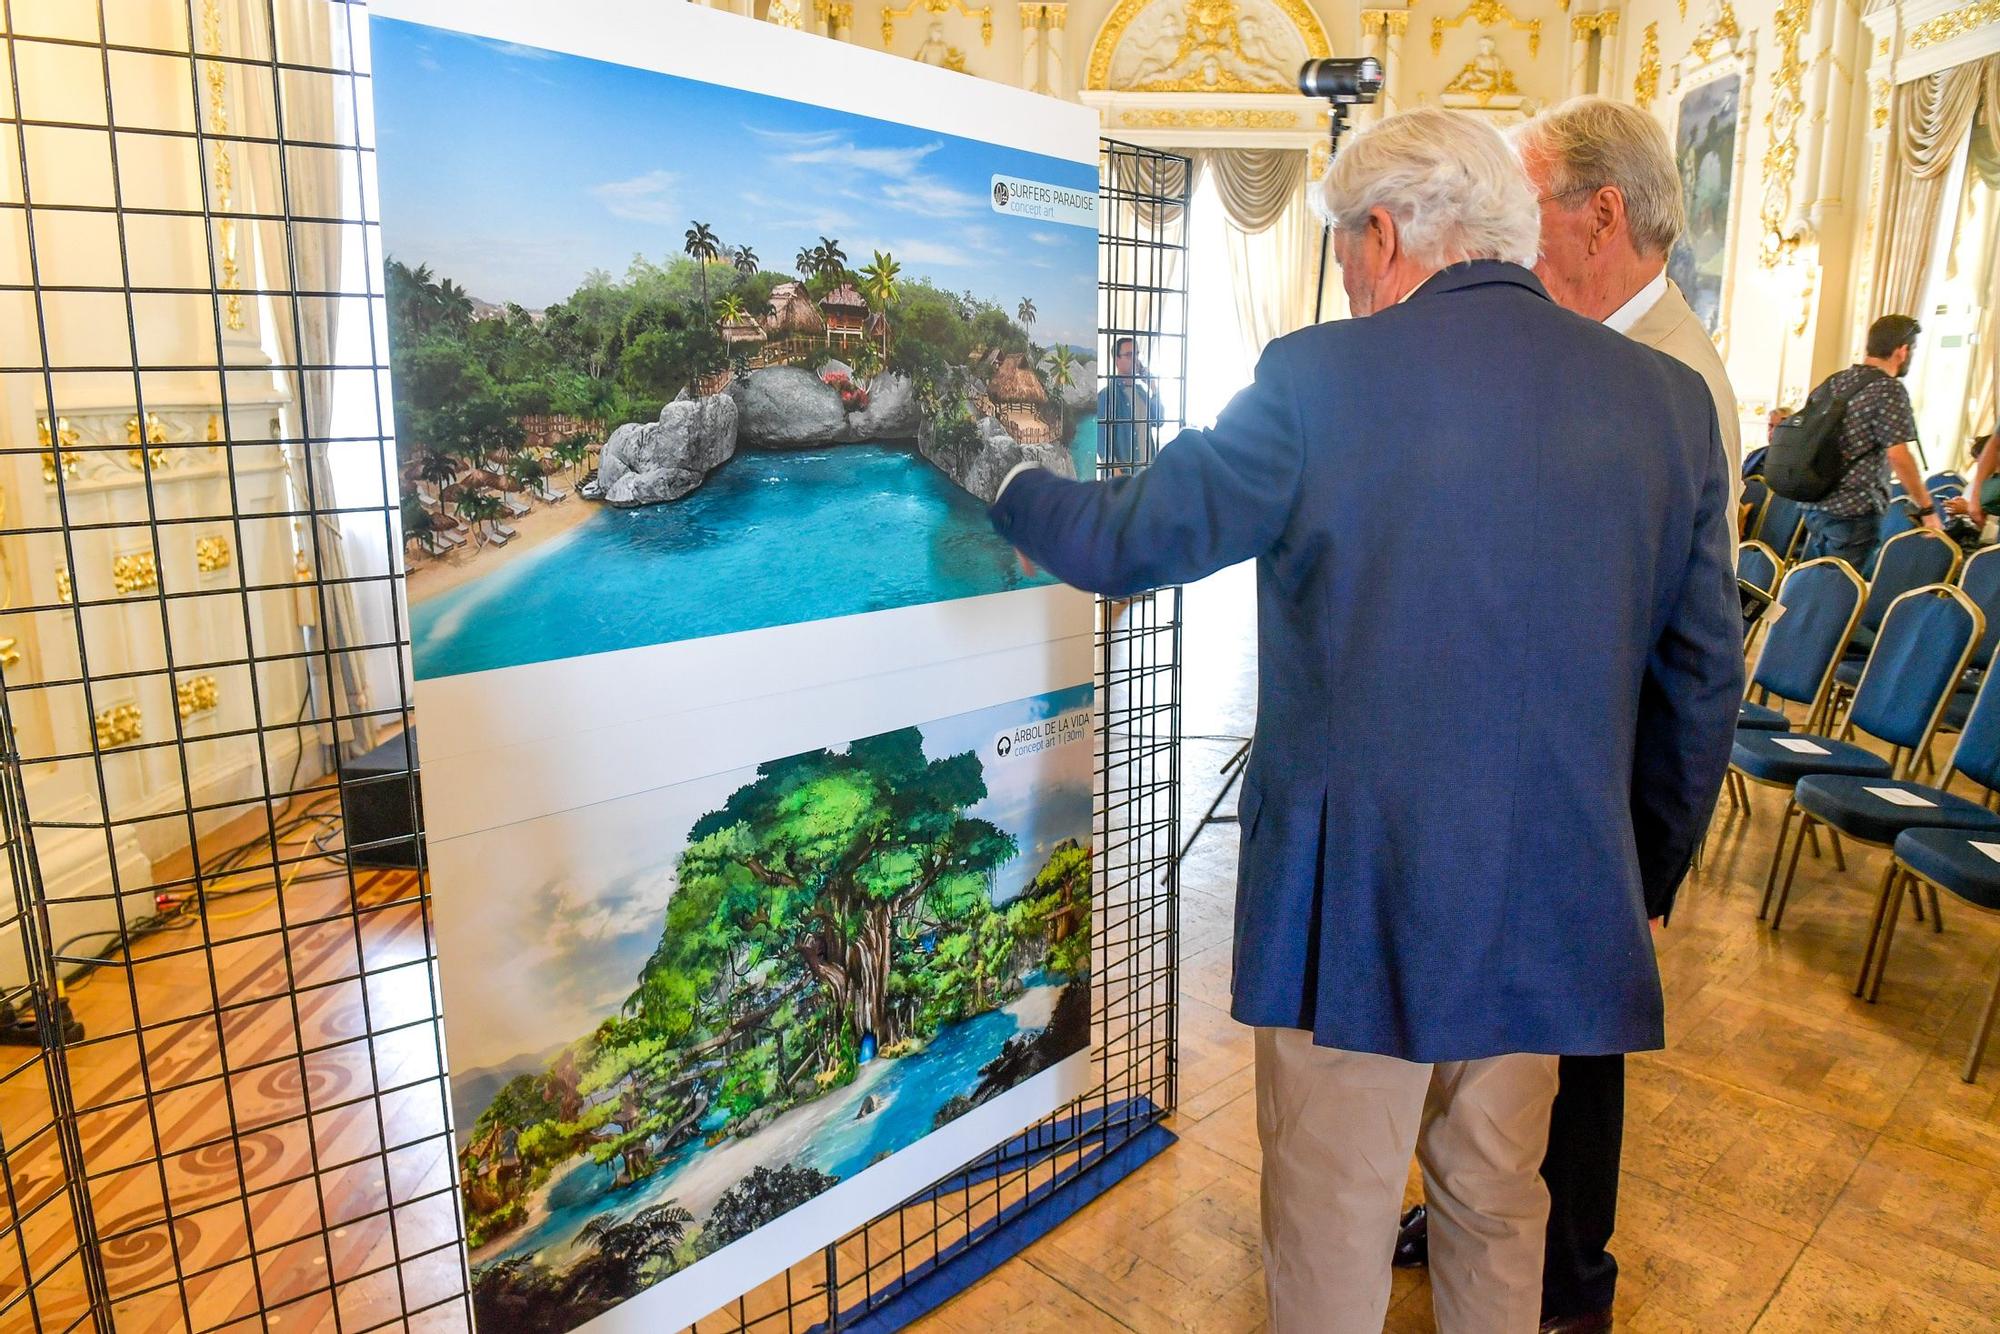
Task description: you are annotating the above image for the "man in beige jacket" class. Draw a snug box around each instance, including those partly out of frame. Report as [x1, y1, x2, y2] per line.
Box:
[1390, 97, 1744, 1334]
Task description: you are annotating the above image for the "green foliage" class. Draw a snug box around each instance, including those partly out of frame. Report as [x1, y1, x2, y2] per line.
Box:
[701, 1164, 841, 1254]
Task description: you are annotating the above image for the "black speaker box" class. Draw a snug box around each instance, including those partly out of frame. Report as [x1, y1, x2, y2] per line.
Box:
[339, 729, 423, 869]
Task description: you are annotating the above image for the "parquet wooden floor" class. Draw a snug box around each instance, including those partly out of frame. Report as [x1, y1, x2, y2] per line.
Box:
[14, 562, 2000, 1332]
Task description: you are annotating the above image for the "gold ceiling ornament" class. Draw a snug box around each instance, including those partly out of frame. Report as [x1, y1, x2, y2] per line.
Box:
[1911, 0, 2000, 48]
[194, 534, 233, 573]
[36, 416, 79, 486]
[1759, 0, 1811, 265]
[1086, 0, 1331, 89]
[112, 552, 158, 596]
[1686, 0, 1740, 61]
[1632, 21, 1660, 108]
[1570, 11, 1619, 37]
[882, 0, 993, 47]
[198, 0, 244, 331]
[94, 702, 143, 750]
[1114, 0, 1301, 92]
[1443, 36, 1520, 101]
[1431, 0, 1541, 59]
[1118, 107, 1302, 127]
[943, 46, 969, 69]
[175, 674, 220, 720]
[125, 413, 171, 471]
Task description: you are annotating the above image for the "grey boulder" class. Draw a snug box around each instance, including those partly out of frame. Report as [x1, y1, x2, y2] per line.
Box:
[918, 413, 1076, 505]
[731, 367, 848, 448]
[597, 394, 738, 508]
[839, 371, 921, 441]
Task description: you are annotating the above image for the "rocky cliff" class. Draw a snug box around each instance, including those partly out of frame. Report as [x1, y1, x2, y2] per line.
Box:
[597, 394, 738, 507]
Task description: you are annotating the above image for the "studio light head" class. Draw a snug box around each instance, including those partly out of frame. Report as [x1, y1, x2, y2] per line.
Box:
[1297, 57, 1383, 104]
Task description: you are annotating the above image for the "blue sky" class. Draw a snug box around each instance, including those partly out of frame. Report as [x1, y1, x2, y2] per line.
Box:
[442, 685, 1095, 1082]
[371, 22, 1099, 347]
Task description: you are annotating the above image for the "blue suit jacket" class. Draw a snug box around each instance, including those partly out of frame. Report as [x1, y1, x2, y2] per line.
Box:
[991, 262, 1743, 1061]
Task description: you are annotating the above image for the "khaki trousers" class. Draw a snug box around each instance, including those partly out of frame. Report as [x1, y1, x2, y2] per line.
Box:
[1254, 1027, 1560, 1334]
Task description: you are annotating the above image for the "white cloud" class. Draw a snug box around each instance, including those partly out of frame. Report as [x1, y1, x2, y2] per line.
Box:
[880, 177, 981, 218]
[775, 139, 978, 219]
[591, 170, 682, 224]
[746, 126, 843, 148]
[474, 36, 561, 61]
[779, 141, 942, 178]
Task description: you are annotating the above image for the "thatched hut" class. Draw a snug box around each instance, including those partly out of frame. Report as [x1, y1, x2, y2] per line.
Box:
[819, 283, 869, 344]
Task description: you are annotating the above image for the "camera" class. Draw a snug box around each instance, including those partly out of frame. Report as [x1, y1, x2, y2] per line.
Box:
[1297, 57, 1384, 103]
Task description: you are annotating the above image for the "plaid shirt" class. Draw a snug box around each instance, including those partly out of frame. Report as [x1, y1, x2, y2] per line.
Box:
[1809, 365, 1918, 519]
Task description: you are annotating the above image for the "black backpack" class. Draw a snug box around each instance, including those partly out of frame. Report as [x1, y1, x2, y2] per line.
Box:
[1764, 367, 1888, 502]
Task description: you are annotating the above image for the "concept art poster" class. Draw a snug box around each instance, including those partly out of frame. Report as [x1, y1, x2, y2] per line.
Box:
[371, 0, 1101, 1328]
[430, 686, 1094, 1331]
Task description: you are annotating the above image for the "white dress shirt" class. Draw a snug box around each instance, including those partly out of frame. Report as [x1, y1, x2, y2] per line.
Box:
[1602, 269, 1668, 336]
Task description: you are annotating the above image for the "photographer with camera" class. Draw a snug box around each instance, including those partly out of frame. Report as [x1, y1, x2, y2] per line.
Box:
[1097, 336, 1163, 467]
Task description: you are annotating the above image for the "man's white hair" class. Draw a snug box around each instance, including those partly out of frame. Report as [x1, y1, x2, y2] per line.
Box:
[1318, 108, 1540, 269]
[1511, 96, 1686, 259]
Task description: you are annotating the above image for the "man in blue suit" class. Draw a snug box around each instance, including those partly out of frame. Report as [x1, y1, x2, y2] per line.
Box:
[988, 109, 1741, 1332]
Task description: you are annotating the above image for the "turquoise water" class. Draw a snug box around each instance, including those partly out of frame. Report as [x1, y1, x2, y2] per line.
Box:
[483, 980, 1075, 1270]
[411, 424, 1095, 680]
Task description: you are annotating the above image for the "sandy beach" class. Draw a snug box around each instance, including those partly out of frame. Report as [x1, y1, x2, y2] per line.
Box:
[405, 486, 602, 605]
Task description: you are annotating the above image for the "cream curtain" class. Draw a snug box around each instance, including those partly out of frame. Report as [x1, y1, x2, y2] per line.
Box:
[1870, 55, 2000, 320]
[1193, 149, 1328, 352]
[1105, 153, 1190, 377]
[236, 0, 380, 759]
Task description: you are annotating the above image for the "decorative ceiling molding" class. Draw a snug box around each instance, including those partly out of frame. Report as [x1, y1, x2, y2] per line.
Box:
[1086, 0, 1331, 91]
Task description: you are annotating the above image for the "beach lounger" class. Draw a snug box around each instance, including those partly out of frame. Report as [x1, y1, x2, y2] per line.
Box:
[502, 495, 532, 518]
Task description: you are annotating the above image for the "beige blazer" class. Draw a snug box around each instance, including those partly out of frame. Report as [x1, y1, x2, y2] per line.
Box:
[1625, 278, 1742, 511]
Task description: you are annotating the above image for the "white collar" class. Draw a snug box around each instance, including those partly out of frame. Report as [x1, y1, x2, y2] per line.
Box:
[1602, 270, 1668, 335]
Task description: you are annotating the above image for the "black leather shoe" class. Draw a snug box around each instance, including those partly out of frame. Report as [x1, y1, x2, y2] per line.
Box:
[1392, 1203, 1428, 1268]
[1539, 1311, 1612, 1333]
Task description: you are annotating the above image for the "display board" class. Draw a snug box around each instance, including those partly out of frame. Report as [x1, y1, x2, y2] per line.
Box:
[371, 1, 1101, 1328]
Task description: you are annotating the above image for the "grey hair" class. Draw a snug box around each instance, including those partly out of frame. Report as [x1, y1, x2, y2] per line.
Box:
[1317, 108, 1540, 269]
[1512, 96, 1686, 259]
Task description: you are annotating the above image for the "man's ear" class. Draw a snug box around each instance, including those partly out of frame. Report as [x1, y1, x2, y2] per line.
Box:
[1588, 186, 1625, 255]
[1366, 206, 1397, 268]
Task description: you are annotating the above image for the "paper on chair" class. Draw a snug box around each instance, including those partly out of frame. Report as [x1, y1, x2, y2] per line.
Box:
[1864, 786, 1935, 807]
[1772, 737, 1830, 754]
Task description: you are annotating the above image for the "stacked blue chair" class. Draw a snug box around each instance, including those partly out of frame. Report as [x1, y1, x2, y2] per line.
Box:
[1721, 559, 1866, 821]
[1772, 596, 1995, 942]
[1759, 493, 1808, 561]
[1831, 528, 1962, 703]
[1741, 475, 1770, 542]
[1877, 823, 2000, 1080]
[1942, 546, 2000, 732]
[1737, 539, 1784, 657]
[1734, 584, 1982, 919]
[1859, 500, 1918, 578]
[1928, 470, 1968, 492]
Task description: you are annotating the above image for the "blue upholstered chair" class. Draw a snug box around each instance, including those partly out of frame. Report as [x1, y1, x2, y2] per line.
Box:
[1759, 493, 1807, 562]
[1733, 557, 1865, 736]
[1775, 615, 2000, 938]
[1736, 584, 1982, 919]
[1859, 501, 1918, 579]
[1941, 547, 2000, 732]
[1874, 825, 2000, 1079]
[1933, 484, 1966, 505]
[1738, 540, 1783, 600]
[1741, 474, 1770, 541]
[1833, 528, 1963, 698]
[1928, 470, 1968, 493]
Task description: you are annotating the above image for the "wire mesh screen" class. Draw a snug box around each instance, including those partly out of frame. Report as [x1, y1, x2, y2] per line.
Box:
[0, 2, 1186, 1329]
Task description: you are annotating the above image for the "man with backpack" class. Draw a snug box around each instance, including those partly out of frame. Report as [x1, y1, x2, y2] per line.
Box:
[1788, 314, 1938, 570]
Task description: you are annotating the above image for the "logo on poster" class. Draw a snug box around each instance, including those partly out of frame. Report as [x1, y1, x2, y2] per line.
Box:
[990, 174, 1097, 228]
[995, 707, 1091, 760]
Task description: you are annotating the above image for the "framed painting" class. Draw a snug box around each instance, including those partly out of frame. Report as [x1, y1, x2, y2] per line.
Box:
[1665, 40, 1754, 352]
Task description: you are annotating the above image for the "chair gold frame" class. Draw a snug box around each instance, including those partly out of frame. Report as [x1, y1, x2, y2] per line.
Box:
[1864, 848, 2000, 1082]
[1737, 537, 1785, 661]
[1823, 527, 1966, 729]
[1761, 584, 1984, 932]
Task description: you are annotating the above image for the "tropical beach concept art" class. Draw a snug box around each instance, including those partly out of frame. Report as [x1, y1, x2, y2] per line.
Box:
[373, 18, 1100, 681]
[435, 685, 1095, 1333]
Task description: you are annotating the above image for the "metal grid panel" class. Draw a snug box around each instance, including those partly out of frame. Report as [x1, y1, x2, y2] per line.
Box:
[0, 3, 1187, 1328]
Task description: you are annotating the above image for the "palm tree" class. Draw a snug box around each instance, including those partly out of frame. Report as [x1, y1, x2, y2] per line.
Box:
[733, 245, 759, 275]
[795, 245, 816, 276]
[715, 293, 748, 327]
[684, 221, 721, 314]
[399, 494, 438, 558]
[1045, 343, 1076, 441]
[567, 1203, 695, 1302]
[416, 449, 461, 512]
[506, 453, 545, 500]
[1017, 298, 1037, 337]
[454, 490, 504, 548]
[812, 236, 847, 281]
[552, 433, 591, 481]
[437, 277, 475, 330]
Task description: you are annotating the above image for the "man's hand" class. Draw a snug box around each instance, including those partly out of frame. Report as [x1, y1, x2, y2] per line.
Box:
[1924, 511, 1945, 532]
[1018, 551, 1039, 579]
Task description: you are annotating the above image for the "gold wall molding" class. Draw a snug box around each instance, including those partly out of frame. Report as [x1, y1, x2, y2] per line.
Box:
[1118, 106, 1301, 126]
[197, 0, 244, 330]
[1571, 11, 1620, 36]
[112, 552, 158, 596]
[1362, 8, 1410, 35]
[125, 413, 170, 471]
[53, 568, 71, 604]
[1910, 0, 2000, 49]
[1871, 75, 1890, 127]
[768, 0, 804, 28]
[1431, 0, 1541, 58]
[175, 675, 220, 720]
[95, 702, 142, 750]
[36, 416, 79, 485]
[1687, 0, 1740, 60]
[1086, 0, 1330, 89]
[195, 534, 233, 573]
[1759, 0, 1811, 262]
[1633, 21, 1661, 106]
[882, 0, 994, 46]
